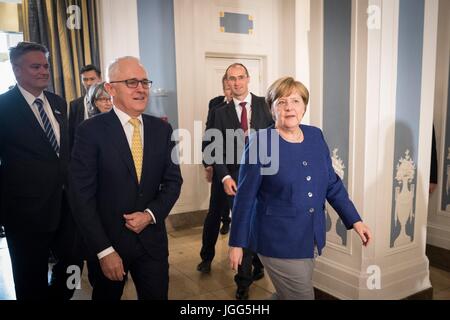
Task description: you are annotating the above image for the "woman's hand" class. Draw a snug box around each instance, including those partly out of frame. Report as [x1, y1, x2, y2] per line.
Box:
[353, 221, 372, 246]
[229, 247, 243, 271]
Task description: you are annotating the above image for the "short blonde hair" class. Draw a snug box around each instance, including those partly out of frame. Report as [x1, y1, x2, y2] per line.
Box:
[266, 77, 309, 109]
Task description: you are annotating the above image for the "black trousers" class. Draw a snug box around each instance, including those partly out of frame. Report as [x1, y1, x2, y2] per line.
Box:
[48, 192, 86, 300]
[200, 173, 230, 262]
[87, 240, 169, 300]
[225, 192, 264, 289]
[6, 229, 57, 300]
[5, 193, 85, 300]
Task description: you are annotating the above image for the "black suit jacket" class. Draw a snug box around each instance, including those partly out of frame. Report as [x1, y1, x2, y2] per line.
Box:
[69, 96, 86, 150]
[69, 110, 183, 260]
[0, 86, 69, 232]
[212, 93, 273, 181]
[202, 95, 228, 167]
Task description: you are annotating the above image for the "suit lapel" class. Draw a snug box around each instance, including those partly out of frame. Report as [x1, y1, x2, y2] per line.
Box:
[250, 93, 263, 130]
[13, 87, 56, 151]
[226, 101, 241, 130]
[140, 116, 153, 189]
[105, 111, 139, 184]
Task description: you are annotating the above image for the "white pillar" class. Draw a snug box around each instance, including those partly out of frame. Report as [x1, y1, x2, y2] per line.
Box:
[307, 0, 439, 299]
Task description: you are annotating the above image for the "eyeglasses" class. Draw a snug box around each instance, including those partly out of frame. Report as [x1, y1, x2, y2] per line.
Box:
[96, 97, 112, 103]
[109, 78, 153, 89]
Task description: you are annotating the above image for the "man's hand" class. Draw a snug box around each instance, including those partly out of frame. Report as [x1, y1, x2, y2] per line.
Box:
[353, 221, 372, 247]
[124, 211, 152, 234]
[229, 247, 243, 272]
[205, 166, 213, 183]
[223, 178, 237, 196]
[100, 251, 126, 281]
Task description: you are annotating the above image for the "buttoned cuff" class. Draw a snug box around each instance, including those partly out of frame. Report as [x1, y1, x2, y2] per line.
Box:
[222, 175, 232, 184]
[97, 246, 115, 260]
[145, 208, 157, 224]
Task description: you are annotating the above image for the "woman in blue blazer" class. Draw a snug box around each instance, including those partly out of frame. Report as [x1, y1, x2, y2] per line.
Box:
[228, 77, 372, 300]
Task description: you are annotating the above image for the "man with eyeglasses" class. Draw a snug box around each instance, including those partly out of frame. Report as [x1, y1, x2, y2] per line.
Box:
[69, 56, 182, 300]
[211, 63, 273, 299]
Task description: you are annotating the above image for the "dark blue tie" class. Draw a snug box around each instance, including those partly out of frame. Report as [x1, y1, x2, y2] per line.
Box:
[34, 98, 59, 154]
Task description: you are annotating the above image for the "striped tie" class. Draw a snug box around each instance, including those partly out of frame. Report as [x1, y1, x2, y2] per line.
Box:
[34, 98, 59, 155]
[129, 118, 143, 183]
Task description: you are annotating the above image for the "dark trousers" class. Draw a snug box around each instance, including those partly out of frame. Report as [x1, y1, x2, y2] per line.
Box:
[5, 193, 85, 300]
[87, 240, 169, 300]
[225, 192, 264, 289]
[48, 193, 86, 300]
[6, 229, 56, 300]
[200, 173, 230, 262]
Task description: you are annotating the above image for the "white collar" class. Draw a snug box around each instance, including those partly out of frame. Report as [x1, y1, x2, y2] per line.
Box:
[113, 105, 143, 127]
[17, 85, 46, 106]
[233, 92, 252, 107]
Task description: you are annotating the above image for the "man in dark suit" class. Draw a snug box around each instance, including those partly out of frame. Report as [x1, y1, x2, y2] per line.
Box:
[69, 64, 102, 149]
[197, 75, 233, 274]
[212, 63, 273, 299]
[0, 42, 70, 300]
[69, 57, 182, 300]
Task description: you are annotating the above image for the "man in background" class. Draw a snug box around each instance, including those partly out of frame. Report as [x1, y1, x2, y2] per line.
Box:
[212, 63, 273, 299]
[197, 75, 232, 274]
[69, 64, 102, 148]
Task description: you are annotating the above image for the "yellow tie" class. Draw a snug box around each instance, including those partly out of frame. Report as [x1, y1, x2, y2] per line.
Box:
[129, 118, 143, 183]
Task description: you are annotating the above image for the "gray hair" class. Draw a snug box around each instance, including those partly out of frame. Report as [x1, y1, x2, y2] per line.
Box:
[107, 56, 143, 81]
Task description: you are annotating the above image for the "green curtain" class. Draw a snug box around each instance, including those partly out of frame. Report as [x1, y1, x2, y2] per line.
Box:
[22, 0, 100, 102]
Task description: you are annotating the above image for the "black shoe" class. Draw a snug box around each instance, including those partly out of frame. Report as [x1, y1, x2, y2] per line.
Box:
[252, 268, 264, 281]
[219, 223, 230, 235]
[197, 260, 211, 274]
[235, 286, 249, 300]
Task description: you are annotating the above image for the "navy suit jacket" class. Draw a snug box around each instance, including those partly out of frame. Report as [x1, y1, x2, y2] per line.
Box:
[69, 110, 182, 260]
[0, 86, 69, 231]
[229, 125, 362, 258]
[69, 96, 86, 150]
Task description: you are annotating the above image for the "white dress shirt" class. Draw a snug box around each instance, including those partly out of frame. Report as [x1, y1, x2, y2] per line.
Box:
[222, 93, 252, 183]
[18, 85, 60, 147]
[97, 106, 156, 260]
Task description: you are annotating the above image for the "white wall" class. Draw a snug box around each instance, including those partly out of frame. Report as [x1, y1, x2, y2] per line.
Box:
[172, 0, 296, 214]
[96, 0, 140, 76]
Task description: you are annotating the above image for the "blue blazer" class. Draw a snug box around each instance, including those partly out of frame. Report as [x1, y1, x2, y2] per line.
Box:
[69, 110, 182, 260]
[229, 125, 361, 259]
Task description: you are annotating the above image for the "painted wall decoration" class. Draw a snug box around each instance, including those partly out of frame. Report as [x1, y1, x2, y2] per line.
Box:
[219, 12, 253, 34]
[322, 0, 351, 246]
[393, 150, 416, 247]
[390, 0, 424, 248]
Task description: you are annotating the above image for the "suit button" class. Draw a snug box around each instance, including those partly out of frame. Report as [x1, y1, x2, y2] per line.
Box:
[306, 176, 311, 181]
[309, 208, 315, 213]
[308, 192, 313, 198]
[302, 161, 308, 166]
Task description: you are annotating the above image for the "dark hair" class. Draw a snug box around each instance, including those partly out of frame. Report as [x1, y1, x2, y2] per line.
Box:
[80, 64, 101, 77]
[225, 63, 250, 78]
[9, 42, 49, 65]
